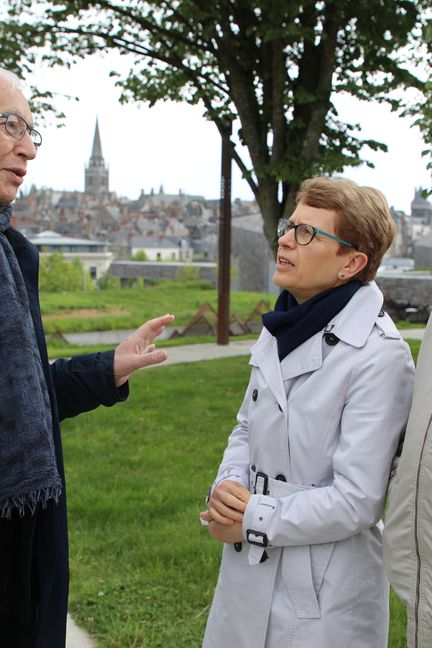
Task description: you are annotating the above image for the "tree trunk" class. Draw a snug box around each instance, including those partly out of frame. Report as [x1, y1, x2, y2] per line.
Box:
[256, 178, 284, 258]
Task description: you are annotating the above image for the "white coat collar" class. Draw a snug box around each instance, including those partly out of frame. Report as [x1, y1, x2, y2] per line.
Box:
[327, 281, 384, 347]
[249, 282, 394, 401]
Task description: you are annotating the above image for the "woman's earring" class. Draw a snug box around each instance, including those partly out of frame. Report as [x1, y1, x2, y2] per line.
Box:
[338, 272, 345, 279]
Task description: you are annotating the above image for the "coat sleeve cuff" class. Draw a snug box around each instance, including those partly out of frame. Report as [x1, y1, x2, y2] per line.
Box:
[213, 468, 249, 491]
[201, 470, 249, 527]
[95, 350, 129, 402]
[243, 494, 277, 545]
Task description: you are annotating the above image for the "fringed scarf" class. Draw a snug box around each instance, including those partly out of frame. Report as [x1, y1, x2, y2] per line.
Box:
[0, 203, 61, 518]
[262, 281, 363, 361]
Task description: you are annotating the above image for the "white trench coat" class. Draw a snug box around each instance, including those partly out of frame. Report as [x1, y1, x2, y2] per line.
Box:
[203, 283, 414, 648]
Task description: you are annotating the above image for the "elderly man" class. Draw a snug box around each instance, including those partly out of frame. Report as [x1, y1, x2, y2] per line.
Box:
[0, 66, 173, 647]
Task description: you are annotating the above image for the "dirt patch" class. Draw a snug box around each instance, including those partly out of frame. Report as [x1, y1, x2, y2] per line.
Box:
[44, 308, 131, 320]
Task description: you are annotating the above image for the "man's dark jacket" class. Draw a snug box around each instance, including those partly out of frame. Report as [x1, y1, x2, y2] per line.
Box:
[0, 228, 128, 647]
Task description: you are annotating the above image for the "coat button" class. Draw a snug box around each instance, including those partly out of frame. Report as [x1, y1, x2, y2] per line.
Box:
[324, 332, 339, 346]
[252, 389, 258, 401]
[234, 542, 242, 553]
[275, 474, 287, 482]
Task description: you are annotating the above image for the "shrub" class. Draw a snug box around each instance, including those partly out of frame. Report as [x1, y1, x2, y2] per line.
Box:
[39, 253, 91, 293]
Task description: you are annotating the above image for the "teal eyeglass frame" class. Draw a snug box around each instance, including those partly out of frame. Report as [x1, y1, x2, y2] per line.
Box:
[277, 217, 353, 248]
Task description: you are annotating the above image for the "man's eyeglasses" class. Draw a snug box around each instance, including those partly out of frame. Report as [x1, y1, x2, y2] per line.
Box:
[277, 217, 353, 248]
[0, 112, 42, 147]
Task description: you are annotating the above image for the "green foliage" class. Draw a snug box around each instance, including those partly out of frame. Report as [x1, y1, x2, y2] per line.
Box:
[39, 252, 91, 293]
[178, 264, 200, 282]
[132, 251, 148, 261]
[96, 272, 121, 290]
[1, 0, 430, 247]
[408, 15, 432, 196]
[61, 351, 416, 646]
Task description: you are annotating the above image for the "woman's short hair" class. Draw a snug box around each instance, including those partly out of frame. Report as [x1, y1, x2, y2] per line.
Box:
[296, 176, 396, 283]
[0, 67, 23, 91]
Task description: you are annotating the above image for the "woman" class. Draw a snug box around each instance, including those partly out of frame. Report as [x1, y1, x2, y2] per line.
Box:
[200, 177, 415, 648]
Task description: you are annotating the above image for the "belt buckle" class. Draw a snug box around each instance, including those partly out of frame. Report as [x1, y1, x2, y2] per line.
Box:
[254, 471, 268, 495]
[246, 529, 268, 547]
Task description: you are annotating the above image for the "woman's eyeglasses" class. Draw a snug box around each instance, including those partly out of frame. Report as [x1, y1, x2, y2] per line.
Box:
[277, 217, 353, 248]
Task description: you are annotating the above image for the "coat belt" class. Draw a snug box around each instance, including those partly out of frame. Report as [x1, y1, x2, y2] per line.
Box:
[247, 467, 329, 619]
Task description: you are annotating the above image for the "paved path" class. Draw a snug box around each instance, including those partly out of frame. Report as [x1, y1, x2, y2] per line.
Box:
[59, 326, 427, 349]
[66, 615, 95, 648]
[152, 338, 256, 365]
[66, 328, 424, 646]
[398, 328, 425, 340]
[150, 329, 425, 367]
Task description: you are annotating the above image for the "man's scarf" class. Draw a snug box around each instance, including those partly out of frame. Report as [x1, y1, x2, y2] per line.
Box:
[262, 281, 363, 361]
[0, 203, 61, 518]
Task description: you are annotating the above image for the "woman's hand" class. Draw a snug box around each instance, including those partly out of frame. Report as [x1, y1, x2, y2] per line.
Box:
[200, 479, 251, 526]
[207, 520, 244, 544]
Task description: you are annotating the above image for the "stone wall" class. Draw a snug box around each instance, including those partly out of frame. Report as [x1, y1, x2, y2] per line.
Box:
[108, 249, 432, 323]
[376, 273, 432, 321]
[414, 235, 432, 268]
[109, 261, 217, 284]
[231, 215, 276, 293]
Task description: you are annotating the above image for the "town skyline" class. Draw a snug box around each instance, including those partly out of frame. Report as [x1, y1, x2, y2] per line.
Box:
[13, 115, 432, 301]
[22, 53, 431, 215]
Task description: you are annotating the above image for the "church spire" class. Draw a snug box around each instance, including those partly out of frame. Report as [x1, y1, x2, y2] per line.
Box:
[85, 117, 109, 198]
[89, 117, 105, 168]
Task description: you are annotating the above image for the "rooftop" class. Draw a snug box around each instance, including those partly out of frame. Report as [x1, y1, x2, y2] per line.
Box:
[30, 231, 107, 247]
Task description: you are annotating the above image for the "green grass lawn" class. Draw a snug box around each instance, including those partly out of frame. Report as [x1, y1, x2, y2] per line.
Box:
[41, 282, 425, 360]
[40, 282, 272, 334]
[63, 353, 414, 647]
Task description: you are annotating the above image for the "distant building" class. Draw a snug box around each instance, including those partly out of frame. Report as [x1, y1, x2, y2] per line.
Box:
[84, 118, 110, 199]
[411, 188, 432, 225]
[378, 257, 415, 273]
[130, 236, 193, 262]
[109, 260, 216, 286]
[414, 233, 432, 269]
[30, 231, 112, 280]
[389, 208, 409, 257]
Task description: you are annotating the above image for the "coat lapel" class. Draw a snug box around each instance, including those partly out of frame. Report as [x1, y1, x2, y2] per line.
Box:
[280, 333, 324, 381]
[250, 329, 325, 411]
[250, 332, 287, 412]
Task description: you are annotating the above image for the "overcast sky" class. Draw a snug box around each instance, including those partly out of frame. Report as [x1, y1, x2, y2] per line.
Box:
[22, 53, 431, 214]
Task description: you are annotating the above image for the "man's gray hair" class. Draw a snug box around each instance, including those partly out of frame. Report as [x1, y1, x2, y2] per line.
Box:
[0, 67, 23, 90]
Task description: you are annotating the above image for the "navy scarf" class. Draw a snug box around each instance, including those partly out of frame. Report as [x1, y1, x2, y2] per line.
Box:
[262, 281, 363, 361]
[0, 204, 61, 518]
